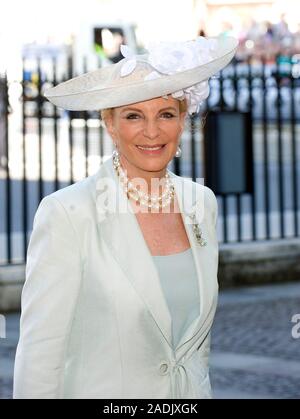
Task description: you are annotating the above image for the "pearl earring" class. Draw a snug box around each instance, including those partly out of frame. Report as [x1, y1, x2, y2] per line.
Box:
[175, 146, 182, 158]
[113, 144, 120, 159]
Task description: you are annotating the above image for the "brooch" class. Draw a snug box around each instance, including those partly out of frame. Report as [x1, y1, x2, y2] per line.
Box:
[187, 213, 207, 247]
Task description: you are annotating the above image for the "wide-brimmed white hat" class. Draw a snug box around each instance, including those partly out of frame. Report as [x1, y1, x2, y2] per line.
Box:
[44, 35, 238, 115]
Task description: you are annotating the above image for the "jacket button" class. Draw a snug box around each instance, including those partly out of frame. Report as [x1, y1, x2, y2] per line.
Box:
[159, 362, 169, 375]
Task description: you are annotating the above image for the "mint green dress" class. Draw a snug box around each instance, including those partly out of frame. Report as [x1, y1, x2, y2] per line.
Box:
[152, 247, 200, 349]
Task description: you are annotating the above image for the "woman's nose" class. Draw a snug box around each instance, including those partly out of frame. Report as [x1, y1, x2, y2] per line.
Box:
[143, 119, 160, 139]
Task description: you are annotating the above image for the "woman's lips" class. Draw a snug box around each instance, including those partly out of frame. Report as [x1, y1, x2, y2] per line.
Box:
[136, 144, 166, 155]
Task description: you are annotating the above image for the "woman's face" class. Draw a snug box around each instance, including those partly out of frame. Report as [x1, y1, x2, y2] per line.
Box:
[105, 96, 186, 174]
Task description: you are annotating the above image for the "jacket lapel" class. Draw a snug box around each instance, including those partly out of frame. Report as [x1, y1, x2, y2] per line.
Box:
[93, 156, 215, 351]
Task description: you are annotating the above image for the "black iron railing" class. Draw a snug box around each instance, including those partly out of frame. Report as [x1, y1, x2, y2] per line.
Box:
[1, 54, 300, 265]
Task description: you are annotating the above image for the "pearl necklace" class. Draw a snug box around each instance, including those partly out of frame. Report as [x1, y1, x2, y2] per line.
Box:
[112, 151, 175, 210]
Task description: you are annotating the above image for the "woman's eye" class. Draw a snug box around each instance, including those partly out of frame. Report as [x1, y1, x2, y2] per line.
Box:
[126, 113, 140, 120]
[161, 112, 175, 119]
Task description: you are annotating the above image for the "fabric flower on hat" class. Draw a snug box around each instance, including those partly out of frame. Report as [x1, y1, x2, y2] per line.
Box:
[184, 80, 210, 114]
[120, 37, 219, 114]
[146, 40, 201, 74]
[146, 37, 217, 114]
[120, 45, 137, 77]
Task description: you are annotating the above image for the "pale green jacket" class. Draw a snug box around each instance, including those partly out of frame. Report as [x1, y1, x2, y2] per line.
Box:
[13, 154, 219, 399]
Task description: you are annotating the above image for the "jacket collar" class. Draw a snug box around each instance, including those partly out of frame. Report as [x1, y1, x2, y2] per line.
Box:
[93, 155, 216, 352]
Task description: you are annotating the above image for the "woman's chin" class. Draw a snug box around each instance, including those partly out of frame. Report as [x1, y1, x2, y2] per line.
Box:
[135, 158, 170, 173]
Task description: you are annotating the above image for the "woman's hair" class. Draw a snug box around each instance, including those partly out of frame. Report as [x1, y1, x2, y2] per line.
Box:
[100, 98, 188, 126]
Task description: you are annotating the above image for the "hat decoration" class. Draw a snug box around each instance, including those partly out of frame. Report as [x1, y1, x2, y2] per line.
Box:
[120, 37, 219, 114]
[43, 35, 238, 112]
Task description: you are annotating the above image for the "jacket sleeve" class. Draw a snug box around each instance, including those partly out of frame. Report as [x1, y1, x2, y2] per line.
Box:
[13, 194, 83, 399]
[204, 185, 218, 230]
[204, 185, 219, 282]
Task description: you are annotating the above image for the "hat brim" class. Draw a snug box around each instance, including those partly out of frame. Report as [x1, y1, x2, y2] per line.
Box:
[44, 36, 239, 111]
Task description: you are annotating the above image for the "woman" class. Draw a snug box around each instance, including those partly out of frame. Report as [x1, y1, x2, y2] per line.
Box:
[13, 35, 238, 399]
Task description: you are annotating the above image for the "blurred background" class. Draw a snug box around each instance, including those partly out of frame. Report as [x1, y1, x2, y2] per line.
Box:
[0, 0, 300, 399]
